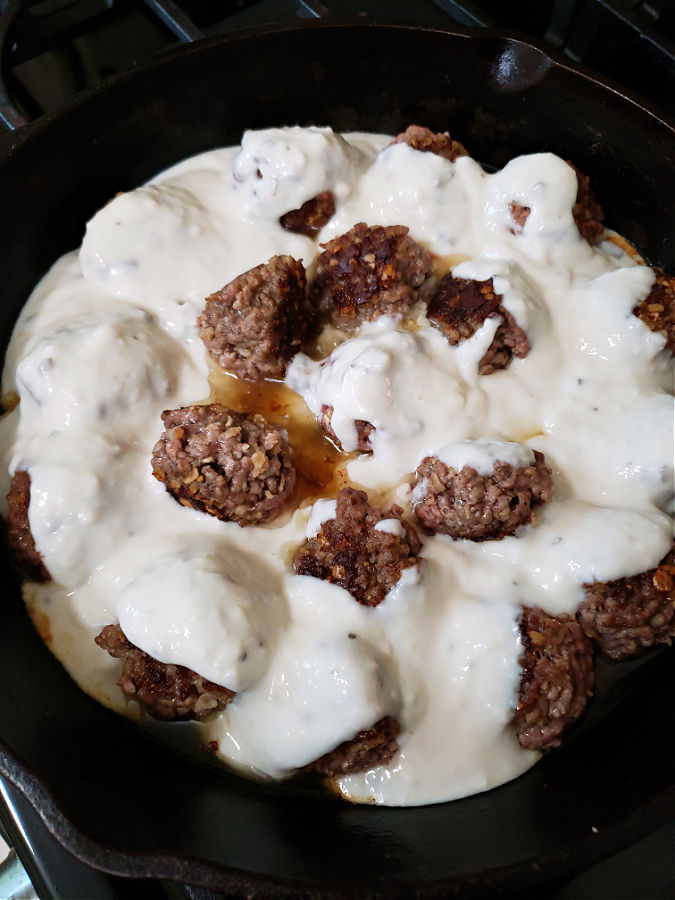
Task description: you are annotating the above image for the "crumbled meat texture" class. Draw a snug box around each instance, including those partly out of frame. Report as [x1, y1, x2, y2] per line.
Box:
[577, 546, 675, 660]
[428, 275, 501, 343]
[197, 255, 311, 380]
[413, 450, 553, 541]
[514, 606, 594, 751]
[509, 162, 604, 243]
[279, 191, 336, 236]
[427, 275, 530, 375]
[478, 310, 531, 375]
[294, 487, 420, 606]
[311, 223, 433, 327]
[6, 471, 50, 582]
[151, 404, 296, 526]
[320, 404, 374, 452]
[632, 268, 675, 353]
[306, 716, 401, 776]
[392, 125, 468, 162]
[509, 202, 530, 233]
[570, 162, 605, 244]
[95, 624, 235, 720]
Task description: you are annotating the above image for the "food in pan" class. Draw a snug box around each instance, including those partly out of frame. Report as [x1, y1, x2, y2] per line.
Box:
[1, 124, 673, 806]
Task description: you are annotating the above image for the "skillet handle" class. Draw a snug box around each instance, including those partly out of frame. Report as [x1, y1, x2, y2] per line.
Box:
[0, 0, 30, 132]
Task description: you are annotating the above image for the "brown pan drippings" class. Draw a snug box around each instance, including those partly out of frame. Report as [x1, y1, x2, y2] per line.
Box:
[208, 366, 352, 507]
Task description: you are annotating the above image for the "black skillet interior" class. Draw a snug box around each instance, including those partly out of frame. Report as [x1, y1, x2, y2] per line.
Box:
[0, 22, 674, 898]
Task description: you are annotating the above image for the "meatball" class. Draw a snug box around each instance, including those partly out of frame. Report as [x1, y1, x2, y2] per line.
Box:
[633, 268, 675, 353]
[197, 255, 311, 380]
[311, 223, 433, 327]
[391, 125, 468, 162]
[294, 487, 421, 606]
[514, 606, 595, 751]
[6, 470, 50, 582]
[577, 546, 675, 660]
[95, 624, 235, 720]
[413, 451, 553, 541]
[151, 404, 296, 526]
[427, 275, 529, 375]
[319, 404, 374, 453]
[570, 162, 605, 244]
[306, 716, 401, 776]
[279, 191, 335, 236]
[509, 161, 605, 244]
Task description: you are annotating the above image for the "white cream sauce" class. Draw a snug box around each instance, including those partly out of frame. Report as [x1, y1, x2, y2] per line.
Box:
[1, 126, 672, 808]
[434, 439, 536, 476]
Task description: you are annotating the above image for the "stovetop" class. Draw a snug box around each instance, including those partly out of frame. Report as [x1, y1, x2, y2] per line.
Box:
[2, 0, 674, 125]
[0, 1, 673, 898]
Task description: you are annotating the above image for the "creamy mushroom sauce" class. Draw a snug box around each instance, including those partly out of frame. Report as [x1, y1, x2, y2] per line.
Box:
[1, 127, 673, 807]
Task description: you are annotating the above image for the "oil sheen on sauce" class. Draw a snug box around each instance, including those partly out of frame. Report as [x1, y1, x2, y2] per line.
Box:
[207, 367, 350, 509]
[0, 126, 672, 807]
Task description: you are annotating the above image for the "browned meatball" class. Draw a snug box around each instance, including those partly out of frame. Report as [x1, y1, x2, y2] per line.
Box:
[514, 606, 594, 751]
[391, 125, 468, 162]
[413, 450, 553, 541]
[311, 223, 433, 327]
[509, 162, 605, 244]
[197, 255, 311, 380]
[151, 404, 296, 526]
[427, 275, 530, 375]
[294, 487, 421, 607]
[95, 624, 235, 720]
[633, 268, 675, 353]
[306, 716, 401, 776]
[319, 404, 374, 453]
[570, 162, 605, 244]
[279, 191, 336, 236]
[6, 470, 50, 582]
[577, 546, 675, 660]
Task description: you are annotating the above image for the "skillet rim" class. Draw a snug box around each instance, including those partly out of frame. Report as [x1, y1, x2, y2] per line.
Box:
[0, 18, 673, 153]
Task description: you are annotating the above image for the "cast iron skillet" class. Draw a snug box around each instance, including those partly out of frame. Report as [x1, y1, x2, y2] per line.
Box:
[0, 20, 673, 898]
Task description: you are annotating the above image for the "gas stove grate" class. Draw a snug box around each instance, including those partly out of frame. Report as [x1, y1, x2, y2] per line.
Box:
[0, 0, 674, 129]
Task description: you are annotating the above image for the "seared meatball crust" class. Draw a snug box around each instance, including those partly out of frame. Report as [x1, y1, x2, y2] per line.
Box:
[413, 451, 553, 541]
[427, 275, 530, 375]
[197, 255, 311, 380]
[578, 546, 675, 660]
[509, 161, 605, 244]
[151, 404, 296, 526]
[311, 223, 433, 327]
[319, 404, 374, 453]
[294, 487, 421, 607]
[279, 191, 336, 236]
[6, 470, 50, 582]
[514, 607, 595, 751]
[95, 624, 235, 720]
[392, 125, 468, 163]
[306, 716, 401, 776]
[633, 268, 675, 353]
[569, 162, 606, 244]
